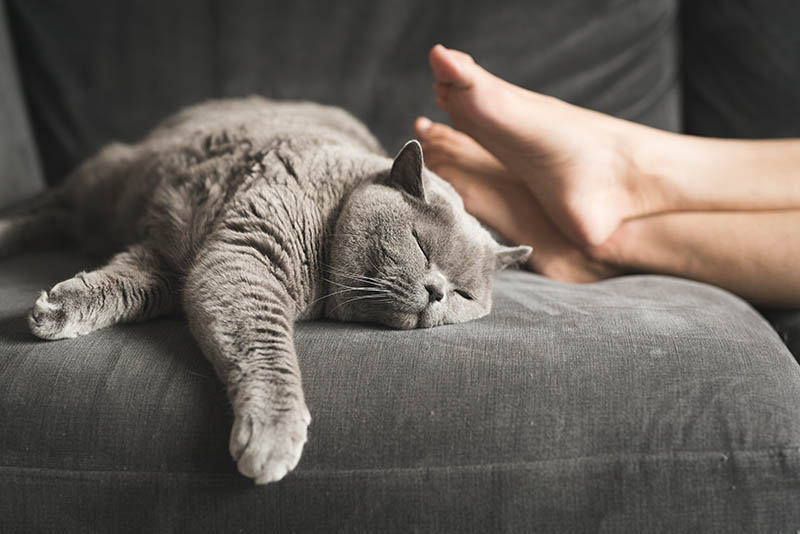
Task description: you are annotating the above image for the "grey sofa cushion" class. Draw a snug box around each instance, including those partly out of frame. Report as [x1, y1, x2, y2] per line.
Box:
[7, 0, 680, 185]
[2, 252, 799, 532]
[0, 0, 43, 210]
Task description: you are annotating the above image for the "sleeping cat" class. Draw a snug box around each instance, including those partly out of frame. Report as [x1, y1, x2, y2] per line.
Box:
[0, 97, 531, 484]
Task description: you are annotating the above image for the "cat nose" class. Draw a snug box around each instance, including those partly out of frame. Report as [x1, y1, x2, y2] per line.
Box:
[425, 283, 445, 303]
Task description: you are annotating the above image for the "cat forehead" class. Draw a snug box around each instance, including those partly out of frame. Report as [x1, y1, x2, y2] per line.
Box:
[425, 173, 490, 238]
[414, 180, 496, 267]
[348, 169, 493, 249]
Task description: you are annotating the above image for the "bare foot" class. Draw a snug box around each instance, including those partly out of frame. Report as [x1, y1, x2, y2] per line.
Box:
[414, 117, 621, 283]
[414, 116, 511, 184]
[428, 44, 667, 247]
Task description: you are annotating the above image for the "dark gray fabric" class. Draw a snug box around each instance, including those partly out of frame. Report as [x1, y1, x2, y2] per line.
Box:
[764, 310, 800, 363]
[2, 452, 799, 533]
[681, 0, 800, 138]
[0, 0, 43, 210]
[2, 252, 800, 532]
[7, 0, 680, 186]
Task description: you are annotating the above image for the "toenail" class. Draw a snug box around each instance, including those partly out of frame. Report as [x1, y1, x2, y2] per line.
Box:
[416, 117, 432, 132]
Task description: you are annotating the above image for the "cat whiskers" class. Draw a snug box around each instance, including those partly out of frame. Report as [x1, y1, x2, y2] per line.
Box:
[326, 292, 393, 315]
[318, 264, 403, 314]
[322, 276, 386, 291]
[379, 275, 420, 309]
[310, 281, 391, 306]
[321, 263, 392, 289]
[326, 268, 419, 310]
[309, 274, 394, 313]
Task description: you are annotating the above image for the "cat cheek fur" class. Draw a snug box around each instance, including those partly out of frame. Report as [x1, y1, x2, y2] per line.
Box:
[326, 176, 499, 328]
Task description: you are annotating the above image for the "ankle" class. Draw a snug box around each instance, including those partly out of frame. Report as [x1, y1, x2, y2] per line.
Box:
[584, 220, 633, 267]
[619, 123, 686, 216]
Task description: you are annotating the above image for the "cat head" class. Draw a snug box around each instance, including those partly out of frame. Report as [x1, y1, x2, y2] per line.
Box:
[326, 140, 531, 329]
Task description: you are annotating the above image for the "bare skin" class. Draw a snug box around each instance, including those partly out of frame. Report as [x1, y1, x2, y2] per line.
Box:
[427, 44, 800, 247]
[417, 44, 800, 307]
[599, 211, 800, 308]
[414, 118, 620, 283]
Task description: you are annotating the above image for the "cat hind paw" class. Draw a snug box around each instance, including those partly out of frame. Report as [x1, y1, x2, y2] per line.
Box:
[28, 290, 76, 340]
[28, 279, 93, 340]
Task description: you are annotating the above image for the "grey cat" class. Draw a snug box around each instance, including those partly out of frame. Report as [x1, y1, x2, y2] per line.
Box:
[0, 97, 531, 484]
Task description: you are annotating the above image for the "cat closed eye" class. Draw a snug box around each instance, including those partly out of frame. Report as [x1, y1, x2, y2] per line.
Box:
[412, 229, 430, 263]
[454, 289, 474, 300]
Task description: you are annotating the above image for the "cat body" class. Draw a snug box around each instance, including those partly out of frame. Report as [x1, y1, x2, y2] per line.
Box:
[0, 97, 530, 483]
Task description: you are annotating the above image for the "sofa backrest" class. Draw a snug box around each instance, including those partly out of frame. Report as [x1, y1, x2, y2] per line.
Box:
[5, 0, 680, 186]
[680, 0, 800, 139]
[0, 0, 43, 210]
[5, 0, 799, 191]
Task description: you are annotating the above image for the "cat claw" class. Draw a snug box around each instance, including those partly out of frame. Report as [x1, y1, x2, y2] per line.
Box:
[31, 291, 59, 318]
[230, 400, 311, 484]
[28, 290, 75, 340]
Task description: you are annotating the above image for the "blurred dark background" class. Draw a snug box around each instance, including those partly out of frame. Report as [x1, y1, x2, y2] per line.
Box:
[4, 0, 799, 188]
[8, 0, 682, 187]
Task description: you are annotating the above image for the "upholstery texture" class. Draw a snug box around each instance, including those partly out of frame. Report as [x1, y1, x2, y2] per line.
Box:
[2, 252, 800, 532]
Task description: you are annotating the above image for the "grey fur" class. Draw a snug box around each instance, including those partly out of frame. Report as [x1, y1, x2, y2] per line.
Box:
[0, 97, 531, 483]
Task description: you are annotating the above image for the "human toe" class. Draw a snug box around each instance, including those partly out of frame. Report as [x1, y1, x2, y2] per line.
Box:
[414, 117, 457, 143]
[415, 120, 462, 168]
[414, 116, 434, 138]
[429, 44, 474, 89]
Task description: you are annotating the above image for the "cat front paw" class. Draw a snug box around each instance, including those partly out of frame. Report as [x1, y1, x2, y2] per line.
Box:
[28, 290, 75, 340]
[230, 397, 311, 484]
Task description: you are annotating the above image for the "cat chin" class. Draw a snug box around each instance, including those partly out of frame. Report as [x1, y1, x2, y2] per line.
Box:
[380, 312, 421, 330]
[369, 311, 428, 330]
[414, 308, 445, 329]
[372, 307, 453, 330]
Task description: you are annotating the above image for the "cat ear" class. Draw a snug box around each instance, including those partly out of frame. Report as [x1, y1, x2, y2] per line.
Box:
[495, 245, 532, 271]
[389, 140, 427, 201]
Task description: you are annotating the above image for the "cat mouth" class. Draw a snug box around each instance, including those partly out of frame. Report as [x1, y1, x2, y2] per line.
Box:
[416, 314, 432, 328]
[384, 308, 434, 330]
[415, 308, 441, 329]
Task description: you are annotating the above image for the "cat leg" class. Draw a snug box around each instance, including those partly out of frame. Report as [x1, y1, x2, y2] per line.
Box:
[28, 244, 176, 340]
[184, 243, 310, 484]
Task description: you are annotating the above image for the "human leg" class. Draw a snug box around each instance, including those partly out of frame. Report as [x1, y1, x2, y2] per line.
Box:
[427, 44, 800, 247]
[414, 118, 619, 283]
[593, 211, 800, 308]
[414, 117, 800, 307]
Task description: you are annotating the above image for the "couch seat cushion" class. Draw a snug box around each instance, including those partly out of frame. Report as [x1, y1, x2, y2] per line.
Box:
[1, 252, 799, 532]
